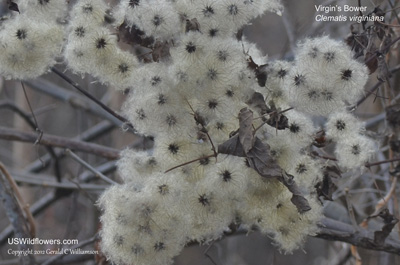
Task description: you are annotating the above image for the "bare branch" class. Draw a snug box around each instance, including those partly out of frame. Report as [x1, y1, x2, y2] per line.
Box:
[316, 218, 400, 255]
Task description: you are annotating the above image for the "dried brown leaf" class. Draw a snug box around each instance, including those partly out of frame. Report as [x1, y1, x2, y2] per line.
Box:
[246, 138, 282, 178]
[152, 41, 170, 62]
[247, 92, 269, 115]
[280, 174, 311, 213]
[118, 23, 154, 47]
[185, 18, 200, 33]
[238, 108, 254, 154]
[217, 135, 281, 178]
[217, 134, 245, 157]
[218, 108, 311, 213]
[315, 166, 339, 201]
[7, 0, 19, 13]
[373, 208, 399, 245]
[365, 51, 378, 74]
[236, 27, 244, 41]
[345, 29, 368, 58]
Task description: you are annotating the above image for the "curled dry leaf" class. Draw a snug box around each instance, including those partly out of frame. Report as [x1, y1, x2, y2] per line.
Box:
[152, 41, 171, 62]
[185, 18, 200, 33]
[7, 0, 19, 13]
[280, 173, 312, 214]
[315, 165, 340, 201]
[247, 92, 269, 115]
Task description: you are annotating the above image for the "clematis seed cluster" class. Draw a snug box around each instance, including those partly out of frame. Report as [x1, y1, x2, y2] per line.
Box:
[0, 1, 376, 265]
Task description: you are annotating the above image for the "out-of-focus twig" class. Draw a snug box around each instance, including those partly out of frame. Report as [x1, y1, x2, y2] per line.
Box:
[0, 161, 116, 244]
[24, 120, 115, 174]
[281, 6, 296, 54]
[0, 126, 120, 159]
[0, 162, 35, 238]
[0, 162, 35, 265]
[0, 100, 61, 181]
[350, 64, 400, 110]
[24, 78, 128, 130]
[66, 149, 118, 185]
[11, 170, 109, 190]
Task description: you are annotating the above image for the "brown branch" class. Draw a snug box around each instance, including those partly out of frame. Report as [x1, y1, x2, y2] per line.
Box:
[365, 157, 400, 167]
[0, 162, 35, 265]
[0, 126, 120, 160]
[0, 163, 36, 238]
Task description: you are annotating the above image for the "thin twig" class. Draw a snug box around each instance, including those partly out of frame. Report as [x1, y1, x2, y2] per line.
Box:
[24, 120, 115, 174]
[366, 157, 400, 167]
[204, 243, 218, 265]
[386, 0, 400, 25]
[66, 149, 118, 185]
[349, 64, 400, 110]
[11, 170, 109, 190]
[0, 126, 120, 160]
[164, 154, 216, 173]
[24, 79, 127, 130]
[345, 188, 359, 231]
[364, 36, 400, 65]
[50, 67, 134, 131]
